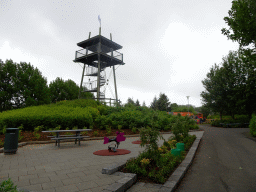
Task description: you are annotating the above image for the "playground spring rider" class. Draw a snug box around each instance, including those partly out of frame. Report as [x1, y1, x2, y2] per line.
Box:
[103, 131, 126, 152]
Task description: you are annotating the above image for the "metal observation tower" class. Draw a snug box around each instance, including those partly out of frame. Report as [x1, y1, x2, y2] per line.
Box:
[73, 27, 124, 106]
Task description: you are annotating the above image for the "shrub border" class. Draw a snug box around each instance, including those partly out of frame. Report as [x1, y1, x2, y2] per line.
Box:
[101, 131, 203, 192]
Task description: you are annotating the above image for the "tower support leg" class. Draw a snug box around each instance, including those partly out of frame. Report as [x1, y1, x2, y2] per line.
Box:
[113, 65, 118, 106]
[79, 64, 86, 99]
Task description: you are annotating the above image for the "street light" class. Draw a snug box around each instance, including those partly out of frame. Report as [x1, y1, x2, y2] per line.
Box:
[186, 96, 190, 115]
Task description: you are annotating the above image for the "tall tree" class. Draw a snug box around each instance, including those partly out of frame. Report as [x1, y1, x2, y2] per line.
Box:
[142, 101, 146, 107]
[221, 51, 246, 118]
[156, 93, 171, 111]
[0, 59, 18, 112]
[150, 96, 158, 110]
[0, 60, 51, 111]
[201, 64, 228, 120]
[48, 77, 93, 102]
[135, 99, 140, 107]
[49, 77, 68, 103]
[221, 0, 256, 49]
[124, 97, 135, 107]
[14, 62, 51, 108]
[238, 48, 256, 116]
[170, 103, 178, 111]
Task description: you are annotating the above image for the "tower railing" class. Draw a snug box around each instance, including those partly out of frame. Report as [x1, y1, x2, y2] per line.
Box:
[83, 81, 97, 92]
[75, 43, 123, 62]
[85, 66, 104, 76]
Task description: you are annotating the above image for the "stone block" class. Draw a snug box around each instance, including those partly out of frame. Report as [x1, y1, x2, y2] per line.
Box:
[116, 177, 134, 190]
[159, 186, 173, 192]
[167, 175, 180, 183]
[162, 180, 176, 188]
[104, 182, 125, 192]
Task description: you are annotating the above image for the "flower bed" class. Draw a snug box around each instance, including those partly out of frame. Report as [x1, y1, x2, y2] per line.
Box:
[119, 126, 196, 184]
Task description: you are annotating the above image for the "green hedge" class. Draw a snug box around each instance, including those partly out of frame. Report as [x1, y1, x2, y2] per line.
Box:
[0, 99, 199, 133]
[249, 114, 256, 137]
[211, 115, 250, 128]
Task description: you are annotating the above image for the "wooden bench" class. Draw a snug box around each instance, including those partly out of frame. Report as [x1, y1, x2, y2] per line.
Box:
[42, 129, 92, 147]
[51, 136, 90, 147]
[47, 135, 78, 138]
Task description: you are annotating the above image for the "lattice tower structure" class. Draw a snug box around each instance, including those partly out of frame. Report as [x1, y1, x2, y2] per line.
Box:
[73, 31, 124, 105]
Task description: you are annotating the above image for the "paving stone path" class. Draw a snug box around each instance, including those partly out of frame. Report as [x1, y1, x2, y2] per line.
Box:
[0, 134, 173, 192]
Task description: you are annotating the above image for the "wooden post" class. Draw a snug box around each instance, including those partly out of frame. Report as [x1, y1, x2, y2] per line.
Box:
[89, 32, 91, 39]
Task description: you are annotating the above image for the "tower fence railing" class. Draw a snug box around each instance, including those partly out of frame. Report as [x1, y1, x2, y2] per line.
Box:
[75, 43, 123, 62]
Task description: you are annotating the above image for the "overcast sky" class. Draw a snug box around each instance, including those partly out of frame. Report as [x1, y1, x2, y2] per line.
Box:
[0, 0, 240, 107]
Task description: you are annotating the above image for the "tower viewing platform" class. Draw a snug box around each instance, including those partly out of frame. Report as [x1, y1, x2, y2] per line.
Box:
[73, 35, 124, 67]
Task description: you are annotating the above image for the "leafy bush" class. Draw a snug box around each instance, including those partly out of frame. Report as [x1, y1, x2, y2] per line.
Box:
[0, 103, 95, 132]
[106, 125, 112, 135]
[17, 124, 24, 141]
[124, 134, 196, 184]
[249, 114, 256, 137]
[139, 126, 164, 162]
[171, 115, 189, 141]
[93, 131, 99, 137]
[33, 125, 43, 139]
[131, 127, 137, 134]
[0, 99, 201, 135]
[0, 178, 24, 192]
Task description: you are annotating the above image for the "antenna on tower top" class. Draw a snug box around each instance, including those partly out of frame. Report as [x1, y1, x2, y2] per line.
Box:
[98, 15, 101, 35]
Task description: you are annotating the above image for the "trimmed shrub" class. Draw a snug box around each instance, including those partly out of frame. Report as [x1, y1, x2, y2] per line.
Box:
[249, 114, 256, 137]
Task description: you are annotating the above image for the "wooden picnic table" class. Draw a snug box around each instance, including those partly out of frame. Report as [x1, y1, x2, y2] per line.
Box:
[42, 129, 92, 147]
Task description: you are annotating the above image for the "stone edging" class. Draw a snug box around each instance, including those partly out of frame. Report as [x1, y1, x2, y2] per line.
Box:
[101, 132, 203, 192]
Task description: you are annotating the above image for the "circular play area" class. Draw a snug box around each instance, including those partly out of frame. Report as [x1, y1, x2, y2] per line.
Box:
[93, 149, 131, 156]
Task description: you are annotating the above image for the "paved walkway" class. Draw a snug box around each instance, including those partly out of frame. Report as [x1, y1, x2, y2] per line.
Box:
[0, 133, 176, 192]
[176, 124, 256, 192]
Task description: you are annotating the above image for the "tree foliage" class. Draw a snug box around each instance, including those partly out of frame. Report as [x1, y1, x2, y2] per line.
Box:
[221, 1, 256, 118]
[0, 59, 17, 112]
[150, 96, 158, 110]
[49, 77, 93, 103]
[201, 50, 256, 119]
[124, 97, 136, 107]
[156, 93, 171, 111]
[150, 93, 171, 111]
[0, 59, 93, 112]
[201, 64, 228, 120]
[14, 62, 51, 108]
[0, 59, 51, 112]
[221, 0, 256, 48]
[135, 99, 140, 107]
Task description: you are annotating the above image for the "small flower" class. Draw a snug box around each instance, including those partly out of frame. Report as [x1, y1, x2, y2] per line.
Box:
[140, 158, 150, 165]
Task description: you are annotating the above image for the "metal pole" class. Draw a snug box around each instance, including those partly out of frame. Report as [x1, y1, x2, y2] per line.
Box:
[113, 66, 118, 105]
[186, 96, 190, 115]
[79, 64, 86, 99]
[97, 32, 101, 101]
[110, 34, 118, 106]
[97, 55, 101, 101]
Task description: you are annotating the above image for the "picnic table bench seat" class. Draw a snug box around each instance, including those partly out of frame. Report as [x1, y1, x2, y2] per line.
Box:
[47, 135, 80, 138]
[51, 136, 90, 147]
[42, 129, 92, 147]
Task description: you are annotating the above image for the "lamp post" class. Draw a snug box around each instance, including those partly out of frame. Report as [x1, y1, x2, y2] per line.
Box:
[186, 96, 190, 115]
